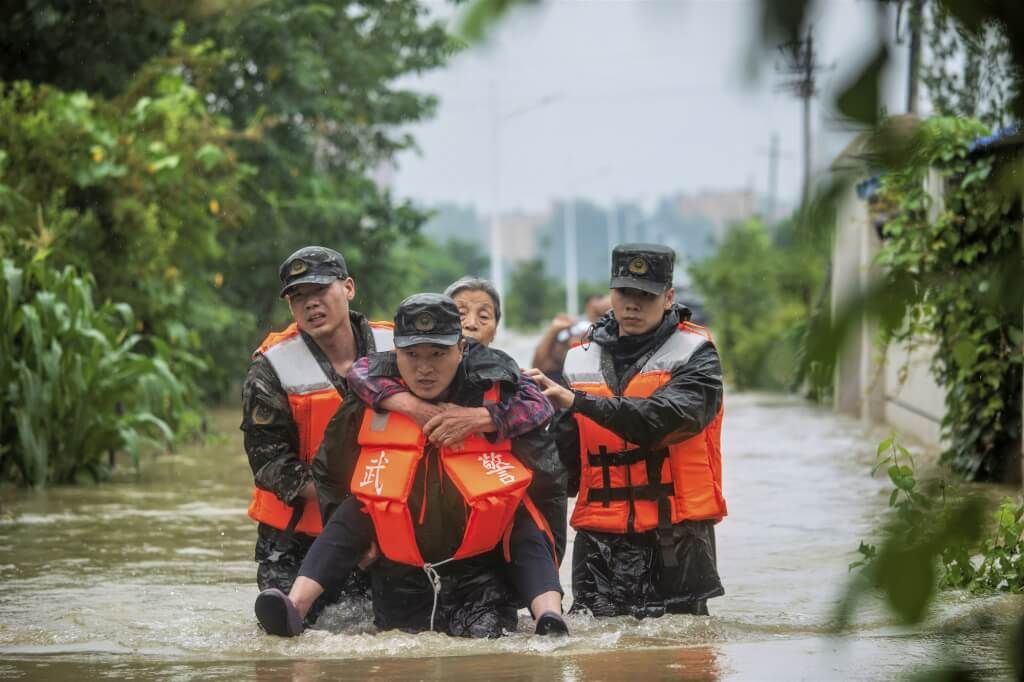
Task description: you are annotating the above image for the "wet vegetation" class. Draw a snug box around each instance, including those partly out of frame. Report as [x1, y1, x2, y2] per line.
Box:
[0, 0, 1021, 678]
[0, 1, 452, 485]
[690, 217, 828, 393]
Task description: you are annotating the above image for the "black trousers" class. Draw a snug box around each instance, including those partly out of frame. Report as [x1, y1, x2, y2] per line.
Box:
[300, 497, 561, 607]
[569, 521, 723, 619]
[255, 522, 368, 623]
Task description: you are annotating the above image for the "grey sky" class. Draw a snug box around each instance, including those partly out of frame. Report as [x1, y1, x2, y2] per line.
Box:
[392, 0, 908, 214]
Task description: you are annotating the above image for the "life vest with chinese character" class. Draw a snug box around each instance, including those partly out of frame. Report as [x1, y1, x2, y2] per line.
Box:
[351, 384, 543, 567]
[563, 321, 727, 535]
[247, 321, 394, 536]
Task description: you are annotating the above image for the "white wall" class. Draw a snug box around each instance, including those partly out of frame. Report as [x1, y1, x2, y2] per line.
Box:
[830, 172, 947, 450]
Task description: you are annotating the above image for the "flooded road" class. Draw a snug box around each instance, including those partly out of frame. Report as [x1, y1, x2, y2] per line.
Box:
[1, 354, 1020, 680]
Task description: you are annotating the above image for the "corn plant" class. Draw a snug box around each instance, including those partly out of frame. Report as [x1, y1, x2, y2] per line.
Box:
[1, 259, 185, 486]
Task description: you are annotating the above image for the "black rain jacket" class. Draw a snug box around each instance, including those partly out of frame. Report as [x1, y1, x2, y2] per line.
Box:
[552, 304, 726, 618]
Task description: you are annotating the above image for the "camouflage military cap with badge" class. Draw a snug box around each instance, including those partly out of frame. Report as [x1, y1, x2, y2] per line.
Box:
[609, 243, 675, 294]
[393, 293, 463, 348]
[278, 246, 349, 298]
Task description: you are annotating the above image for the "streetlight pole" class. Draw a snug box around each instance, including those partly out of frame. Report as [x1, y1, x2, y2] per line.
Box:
[486, 86, 564, 331]
[564, 197, 578, 317]
[563, 163, 613, 318]
[607, 202, 619, 268]
[488, 80, 503, 311]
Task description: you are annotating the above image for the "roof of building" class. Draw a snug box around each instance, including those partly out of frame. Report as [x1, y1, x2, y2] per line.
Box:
[967, 125, 1024, 155]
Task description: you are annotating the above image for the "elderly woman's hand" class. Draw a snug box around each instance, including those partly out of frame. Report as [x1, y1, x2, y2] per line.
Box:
[423, 405, 493, 449]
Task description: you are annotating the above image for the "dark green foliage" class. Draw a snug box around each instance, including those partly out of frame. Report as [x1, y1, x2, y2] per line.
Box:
[842, 436, 978, 626]
[505, 259, 565, 329]
[190, 0, 454, 336]
[0, 0, 198, 97]
[845, 434, 1024, 640]
[0, 1, 455, 484]
[875, 117, 1023, 481]
[690, 218, 827, 391]
[400, 236, 490, 298]
[0, 63, 249, 403]
[0, 259, 184, 487]
[458, 0, 540, 42]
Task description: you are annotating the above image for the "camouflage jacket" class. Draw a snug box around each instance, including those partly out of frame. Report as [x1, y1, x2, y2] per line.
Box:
[240, 311, 382, 507]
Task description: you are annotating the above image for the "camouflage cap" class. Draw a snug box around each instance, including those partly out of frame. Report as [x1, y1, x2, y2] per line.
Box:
[609, 243, 675, 295]
[393, 293, 462, 348]
[278, 246, 348, 298]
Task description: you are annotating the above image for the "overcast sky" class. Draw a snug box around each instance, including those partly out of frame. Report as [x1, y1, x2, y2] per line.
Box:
[391, 0, 909, 215]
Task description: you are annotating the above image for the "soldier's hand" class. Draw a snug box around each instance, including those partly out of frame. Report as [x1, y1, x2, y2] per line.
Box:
[423, 405, 492, 448]
[524, 368, 575, 409]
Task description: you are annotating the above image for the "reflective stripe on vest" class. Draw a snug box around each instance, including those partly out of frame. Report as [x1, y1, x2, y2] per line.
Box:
[351, 385, 532, 567]
[565, 322, 727, 535]
[247, 321, 395, 536]
[264, 334, 333, 395]
[371, 325, 395, 352]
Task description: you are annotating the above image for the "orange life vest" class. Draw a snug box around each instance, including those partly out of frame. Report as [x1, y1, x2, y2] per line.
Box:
[247, 321, 394, 536]
[351, 386, 534, 567]
[564, 321, 727, 535]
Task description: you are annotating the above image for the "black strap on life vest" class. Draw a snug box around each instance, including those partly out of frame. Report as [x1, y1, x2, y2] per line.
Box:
[586, 444, 678, 568]
[266, 503, 305, 563]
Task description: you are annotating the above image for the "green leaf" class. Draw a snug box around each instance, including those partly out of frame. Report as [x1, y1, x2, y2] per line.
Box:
[877, 434, 894, 457]
[195, 143, 226, 170]
[836, 45, 888, 125]
[149, 155, 180, 172]
[951, 339, 977, 371]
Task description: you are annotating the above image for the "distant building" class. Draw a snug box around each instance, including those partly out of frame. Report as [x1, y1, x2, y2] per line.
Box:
[674, 189, 756, 240]
[498, 210, 550, 264]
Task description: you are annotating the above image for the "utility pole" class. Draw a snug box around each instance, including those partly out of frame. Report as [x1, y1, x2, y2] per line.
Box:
[906, 0, 925, 114]
[756, 132, 795, 224]
[564, 198, 578, 317]
[486, 87, 564, 329]
[562, 164, 612, 317]
[607, 202, 620, 269]
[488, 80, 503, 312]
[777, 29, 830, 208]
[766, 133, 779, 223]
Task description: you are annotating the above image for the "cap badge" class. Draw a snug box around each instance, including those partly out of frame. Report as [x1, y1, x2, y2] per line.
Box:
[628, 256, 649, 275]
[289, 259, 308, 276]
[414, 312, 435, 332]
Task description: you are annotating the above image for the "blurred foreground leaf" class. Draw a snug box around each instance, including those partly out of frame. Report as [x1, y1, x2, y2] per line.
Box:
[459, 0, 539, 42]
[836, 45, 888, 126]
[836, 494, 988, 629]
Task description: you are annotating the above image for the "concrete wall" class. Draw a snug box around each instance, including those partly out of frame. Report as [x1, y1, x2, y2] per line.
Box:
[831, 180, 865, 416]
[882, 339, 946, 447]
[831, 173, 947, 449]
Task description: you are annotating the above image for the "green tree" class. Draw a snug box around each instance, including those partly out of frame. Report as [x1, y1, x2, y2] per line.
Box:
[0, 2, 455, 399]
[690, 218, 826, 391]
[0, 54, 249, 400]
[191, 1, 454, 333]
[400, 236, 490, 298]
[0, 0, 199, 96]
[505, 259, 565, 329]
[0, 259, 186, 487]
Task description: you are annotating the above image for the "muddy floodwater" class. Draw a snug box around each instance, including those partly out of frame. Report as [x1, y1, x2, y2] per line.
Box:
[1, 351, 1021, 681]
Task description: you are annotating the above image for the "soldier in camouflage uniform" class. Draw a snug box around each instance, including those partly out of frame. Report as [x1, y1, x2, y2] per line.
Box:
[242, 246, 394, 622]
